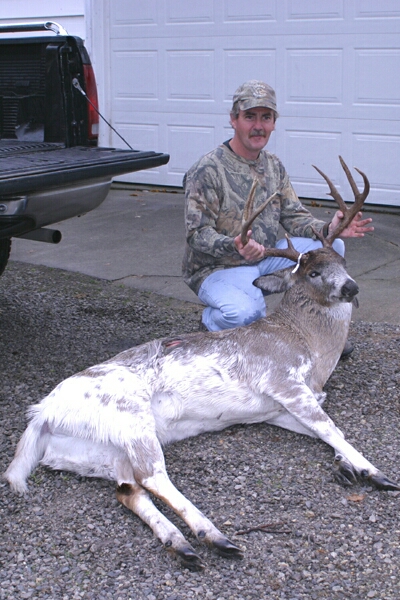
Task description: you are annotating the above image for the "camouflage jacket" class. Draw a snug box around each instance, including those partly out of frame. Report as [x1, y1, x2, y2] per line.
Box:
[182, 143, 327, 294]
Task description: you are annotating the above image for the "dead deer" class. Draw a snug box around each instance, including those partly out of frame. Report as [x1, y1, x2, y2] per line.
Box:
[4, 157, 399, 571]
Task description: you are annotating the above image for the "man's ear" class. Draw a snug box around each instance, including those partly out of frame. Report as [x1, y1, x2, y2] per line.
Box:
[253, 266, 294, 295]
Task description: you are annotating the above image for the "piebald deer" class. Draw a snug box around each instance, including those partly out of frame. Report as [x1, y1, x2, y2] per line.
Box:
[4, 157, 399, 571]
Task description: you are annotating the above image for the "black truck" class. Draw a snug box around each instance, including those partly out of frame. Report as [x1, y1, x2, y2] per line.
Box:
[0, 21, 169, 276]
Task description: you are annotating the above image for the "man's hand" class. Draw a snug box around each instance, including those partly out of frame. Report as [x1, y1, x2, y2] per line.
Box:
[330, 210, 374, 238]
[234, 230, 266, 261]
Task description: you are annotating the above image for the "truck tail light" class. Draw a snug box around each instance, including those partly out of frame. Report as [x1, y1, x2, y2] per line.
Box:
[83, 64, 99, 141]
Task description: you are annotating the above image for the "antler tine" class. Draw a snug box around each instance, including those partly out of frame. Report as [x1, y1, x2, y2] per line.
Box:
[241, 179, 280, 246]
[313, 156, 370, 243]
[240, 179, 258, 246]
[240, 181, 300, 264]
[261, 234, 301, 264]
[242, 178, 258, 224]
[339, 155, 370, 211]
[312, 164, 347, 214]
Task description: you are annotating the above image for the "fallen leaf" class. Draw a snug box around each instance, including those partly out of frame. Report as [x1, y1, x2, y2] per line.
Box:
[348, 493, 365, 502]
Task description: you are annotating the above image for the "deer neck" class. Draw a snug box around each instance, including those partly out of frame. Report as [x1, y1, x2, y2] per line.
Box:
[268, 286, 353, 391]
[273, 284, 352, 350]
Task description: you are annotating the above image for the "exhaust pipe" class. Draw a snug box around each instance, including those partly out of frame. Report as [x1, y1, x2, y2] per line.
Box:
[18, 228, 62, 244]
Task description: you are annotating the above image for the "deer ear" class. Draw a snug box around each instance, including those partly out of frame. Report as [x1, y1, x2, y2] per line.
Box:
[253, 267, 294, 295]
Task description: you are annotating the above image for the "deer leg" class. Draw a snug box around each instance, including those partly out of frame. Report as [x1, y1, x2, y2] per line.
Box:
[267, 391, 341, 438]
[271, 382, 400, 491]
[139, 469, 243, 560]
[116, 482, 204, 571]
[126, 437, 243, 562]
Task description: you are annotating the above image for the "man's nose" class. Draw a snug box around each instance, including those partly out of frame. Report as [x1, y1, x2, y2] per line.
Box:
[253, 116, 266, 128]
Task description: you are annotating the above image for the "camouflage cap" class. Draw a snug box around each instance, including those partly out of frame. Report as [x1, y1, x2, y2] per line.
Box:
[232, 80, 278, 115]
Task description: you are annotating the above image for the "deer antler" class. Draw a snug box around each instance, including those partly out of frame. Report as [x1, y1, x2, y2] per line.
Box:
[312, 156, 370, 245]
[240, 180, 300, 263]
[241, 179, 280, 246]
[238, 157, 370, 266]
[241, 179, 262, 246]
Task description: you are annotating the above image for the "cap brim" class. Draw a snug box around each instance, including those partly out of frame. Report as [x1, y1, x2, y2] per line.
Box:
[238, 98, 278, 113]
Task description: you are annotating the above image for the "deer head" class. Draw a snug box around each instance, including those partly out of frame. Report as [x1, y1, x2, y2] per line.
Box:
[244, 157, 370, 307]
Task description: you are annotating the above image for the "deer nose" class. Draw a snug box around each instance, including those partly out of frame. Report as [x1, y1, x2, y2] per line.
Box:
[341, 279, 359, 299]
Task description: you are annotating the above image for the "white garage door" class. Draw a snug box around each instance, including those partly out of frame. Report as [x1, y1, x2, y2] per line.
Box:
[99, 0, 400, 207]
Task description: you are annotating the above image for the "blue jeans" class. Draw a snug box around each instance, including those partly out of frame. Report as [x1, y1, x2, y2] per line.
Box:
[198, 237, 345, 331]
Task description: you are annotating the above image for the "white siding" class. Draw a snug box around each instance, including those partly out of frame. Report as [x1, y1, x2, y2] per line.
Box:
[0, 0, 85, 39]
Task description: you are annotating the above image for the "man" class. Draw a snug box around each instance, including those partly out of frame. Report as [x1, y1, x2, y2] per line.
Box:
[182, 80, 373, 343]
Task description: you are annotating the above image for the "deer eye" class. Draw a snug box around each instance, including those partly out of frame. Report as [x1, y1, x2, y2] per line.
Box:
[309, 271, 320, 278]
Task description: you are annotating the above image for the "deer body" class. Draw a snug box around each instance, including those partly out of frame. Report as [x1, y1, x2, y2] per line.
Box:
[6, 248, 398, 570]
[5, 158, 399, 571]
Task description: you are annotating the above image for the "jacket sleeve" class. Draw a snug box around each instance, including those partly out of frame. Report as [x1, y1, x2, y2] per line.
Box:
[184, 162, 238, 257]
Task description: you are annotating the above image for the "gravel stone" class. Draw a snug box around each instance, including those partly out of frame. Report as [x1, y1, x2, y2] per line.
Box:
[1, 262, 399, 599]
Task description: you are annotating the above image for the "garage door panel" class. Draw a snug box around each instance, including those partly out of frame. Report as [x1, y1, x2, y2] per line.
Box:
[354, 48, 400, 106]
[352, 133, 400, 206]
[112, 1, 158, 25]
[355, 0, 400, 19]
[166, 51, 215, 100]
[112, 51, 159, 99]
[282, 129, 342, 198]
[166, 0, 214, 24]
[285, 48, 343, 105]
[223, 49, 276, 101]
[111, 121, 161, 153]
[167, 125, 216, 176]
[223, 0, 276, 22]
[286, 0, 344, 21]
[109, 119, 167, 186]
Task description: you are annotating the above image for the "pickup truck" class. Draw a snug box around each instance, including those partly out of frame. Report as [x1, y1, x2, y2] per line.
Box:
[0, 21, 169, 276]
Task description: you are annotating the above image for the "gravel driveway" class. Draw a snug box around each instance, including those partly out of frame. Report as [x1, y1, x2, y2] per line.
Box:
[1, 262, 399, 600]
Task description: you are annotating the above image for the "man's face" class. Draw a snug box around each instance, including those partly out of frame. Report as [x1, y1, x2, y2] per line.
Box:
[230, 107, 276, 160]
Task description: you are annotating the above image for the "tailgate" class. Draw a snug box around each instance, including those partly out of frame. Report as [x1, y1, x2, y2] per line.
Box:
[0, 142, 170, 195]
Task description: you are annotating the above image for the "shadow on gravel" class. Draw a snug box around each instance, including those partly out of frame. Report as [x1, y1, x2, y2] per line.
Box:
[1, 262, 399, 600]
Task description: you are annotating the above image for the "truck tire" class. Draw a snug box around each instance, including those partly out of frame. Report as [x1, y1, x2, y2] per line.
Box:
[0, 238, 11, 276]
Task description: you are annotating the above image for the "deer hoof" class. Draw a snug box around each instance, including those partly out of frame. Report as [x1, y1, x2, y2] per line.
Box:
[332, 455, 357, 486]
[363, 471, 400, 492]
[175, 545, 205, 571]
[213, 537, 244, 559]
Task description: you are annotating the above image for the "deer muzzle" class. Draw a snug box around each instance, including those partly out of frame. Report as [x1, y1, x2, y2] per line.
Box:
[341, 279, 359, 301]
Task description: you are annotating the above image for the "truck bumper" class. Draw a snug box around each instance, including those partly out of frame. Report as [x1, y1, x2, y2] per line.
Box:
[0, 178, 112, 238]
